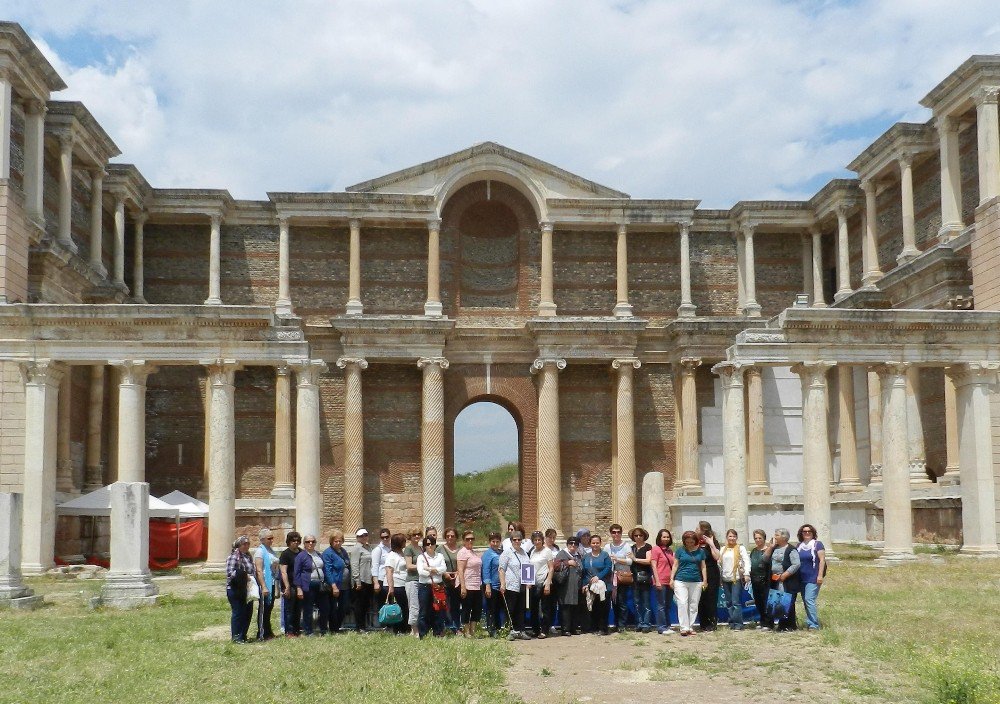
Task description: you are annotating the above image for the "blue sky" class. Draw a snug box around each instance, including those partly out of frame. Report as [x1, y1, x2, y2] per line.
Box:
[4, 1, 999, 473]
[454, 403, 518, 475]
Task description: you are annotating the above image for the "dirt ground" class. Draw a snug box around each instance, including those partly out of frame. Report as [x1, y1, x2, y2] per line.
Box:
[509, 628, 897, 704]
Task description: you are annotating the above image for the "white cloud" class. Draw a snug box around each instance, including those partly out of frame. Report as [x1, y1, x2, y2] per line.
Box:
[6, 0, 1000, 206]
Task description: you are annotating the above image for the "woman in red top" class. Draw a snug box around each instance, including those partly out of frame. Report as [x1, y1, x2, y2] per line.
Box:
[650, 529, 676, 635]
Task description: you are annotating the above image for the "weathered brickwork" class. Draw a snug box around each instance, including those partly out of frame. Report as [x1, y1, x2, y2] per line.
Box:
[0, 181, 31, 303]
[629, 230, 680, 323]
[361, 227, 426, 314]
[971, 199, 1000, 309]
[145, 366, 208, 497]
[0, 361, 25, 492]
[9, 104, 24, 192]
[755, 233, 804, 317]
[635, 364, 677, 496]
[920, 367, 946, 477]
[143, 224, 210, 305]
[290, 225, 349, 324]
[560, 364, 613, 533]
[689, 230, 739, 316]
[554, 230, 616, 316]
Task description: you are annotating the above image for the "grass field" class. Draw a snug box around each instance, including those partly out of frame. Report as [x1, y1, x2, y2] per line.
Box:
[3, 553, 998, 703]
[453, 461, 519, 538]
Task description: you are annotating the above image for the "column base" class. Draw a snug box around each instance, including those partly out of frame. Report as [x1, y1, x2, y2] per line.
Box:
[91, 262, 108, 279]
[423, 300, 443, 317]
[612, 302, 633, 317]
[908, 460, 933, 485]
[896, 249, 919, 266]
[860, 272, 883, 289]
[674, 484, 703, 497]
[0, 592, 43, 610]
[875, 550, 917, 566]
[811, 301, 828, 308]
[938, 468, 961, 486]
[270, 484, 295, 499]
[743, 302, 762, 318]
[747, 484, 770, 496]
[204, 297, 222, 306]
[20, 562, 54, 577]
[833, 289, 853, 303]
[129, 295, 148, 304]
[275, 300, 294, 317]
[957, 546, 1000, 558]
[938, 223, 964, 243]
[345, 299, 363, 316]
[537, 302, 557, 316]
[676, 303, 697, 317]
[836, 481, 863, 493]
[58, 238, 79, 255]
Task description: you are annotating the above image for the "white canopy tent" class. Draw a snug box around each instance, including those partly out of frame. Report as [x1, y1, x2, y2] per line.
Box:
[158, 490, 209, 518]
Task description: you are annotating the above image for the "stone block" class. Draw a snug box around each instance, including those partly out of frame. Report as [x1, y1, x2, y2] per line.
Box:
[641, 471, 665, 532]
[100, 482, 159, 608]
[0, 493, 42, 609]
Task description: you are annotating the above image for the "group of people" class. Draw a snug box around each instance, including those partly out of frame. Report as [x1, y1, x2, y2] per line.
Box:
[224, 519, 826, 643]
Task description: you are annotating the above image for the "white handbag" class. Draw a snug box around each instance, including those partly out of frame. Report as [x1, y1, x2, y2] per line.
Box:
[246, 575, 260, 603]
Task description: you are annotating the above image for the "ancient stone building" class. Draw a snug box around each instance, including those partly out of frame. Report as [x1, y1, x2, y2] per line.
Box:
[0, 21, 998, 571]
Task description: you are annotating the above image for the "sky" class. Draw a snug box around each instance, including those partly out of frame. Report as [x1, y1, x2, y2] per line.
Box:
[454, 402, 518, 475]
[4, 1, 999, 474]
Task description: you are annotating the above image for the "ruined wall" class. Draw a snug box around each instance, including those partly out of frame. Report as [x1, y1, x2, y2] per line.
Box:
[755, 233, 803, 317]
[560, 364, 613, 533]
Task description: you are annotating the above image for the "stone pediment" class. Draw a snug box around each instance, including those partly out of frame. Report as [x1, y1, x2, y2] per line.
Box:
[346, 142, 628, 218]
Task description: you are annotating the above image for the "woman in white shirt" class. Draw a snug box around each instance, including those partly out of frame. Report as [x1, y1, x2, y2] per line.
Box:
[499, 531, 531, 641]
[381, 533, 410, 635]
[527, 531, 555, 638]
[719, 529, 751, 631]
[416, 535, 447, 638]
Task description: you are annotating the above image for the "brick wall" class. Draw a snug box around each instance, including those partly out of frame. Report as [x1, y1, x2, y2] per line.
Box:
[755, 232, 803, 317]
[920, 367, 946, 477]
[629, 230, 680, 324]
[970, 198, 1000, 309]
[635, 363, 676, 502]
[554, 230, 616, 316]
[690, 231, 738, 316]
[291, 225, 348, 324]
[143, 224, 209, 305]
[146, 366, 207, 497]
[0, 180, 31, 303]
[560, 364, 613, 533]
[0, 361, 25, 492]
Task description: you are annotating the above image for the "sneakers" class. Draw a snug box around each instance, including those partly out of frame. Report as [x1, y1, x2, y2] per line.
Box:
[519, 631, 532, 640]
[507, 631, 520, 641]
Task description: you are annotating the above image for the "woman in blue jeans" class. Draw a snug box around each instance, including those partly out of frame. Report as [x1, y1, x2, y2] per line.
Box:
[795, 524, 826, 629]
[225, 535, 255, 643]
[719, 529, 750, 630]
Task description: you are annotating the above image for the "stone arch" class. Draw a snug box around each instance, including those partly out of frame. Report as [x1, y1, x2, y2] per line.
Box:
[443, 364, 538, 529]
[435, 160, 548, 222]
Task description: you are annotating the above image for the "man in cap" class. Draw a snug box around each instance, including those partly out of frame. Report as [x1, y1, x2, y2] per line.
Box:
[350, 528, 374, 631]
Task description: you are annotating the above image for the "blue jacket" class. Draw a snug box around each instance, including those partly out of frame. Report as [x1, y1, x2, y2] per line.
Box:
[322, 546, 350, 589]
[481, 547, 502, 589]
[583, 551, 613, 589]
[293, 549, 324, 591]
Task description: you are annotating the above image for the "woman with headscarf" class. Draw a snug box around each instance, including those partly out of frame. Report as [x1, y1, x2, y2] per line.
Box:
[253, 528, 279, 640]
[293, 534, 328, 636]
[552, 535, 583, 636]
[225, 535, 255, 643]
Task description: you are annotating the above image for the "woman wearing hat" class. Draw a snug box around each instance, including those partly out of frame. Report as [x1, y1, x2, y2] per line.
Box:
[225, 535, 255, 643]
[629, 526, 654, 633]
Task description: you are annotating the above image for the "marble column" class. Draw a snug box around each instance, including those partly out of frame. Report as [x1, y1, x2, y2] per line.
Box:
[88, 170, 106, 277]
[897, 153, 920, 265]
[936, 115, 964, 241]
[675, 357, 702, 495]
[199, 374, 211, 500]
[113, 360, 154, 483]
[867, 370, 883, 487]
[742, 224, 761, 317]
[204, 361, 239, 569]
[57, 134, 77, 253]
[539, 222, 556, 316]
[275, 217, 293, 316]
[22, 99, 46, 225]
[112, 194, 127, 288]
[0, 493, 41, 607]
[101, 482, 158, 607]
[735, 230, 747, 314]
[715, 362, 749, 541]
[204, 214, 223, 305]
[613, 224, 633, 317]
[294, 360, 326, 538]
[876, 363, 915, 560]
[132, 213, 146, 303]
[612, 358, 640, 526]
[946, 362, 1000, 556]
[673, 366, 684, 488]
[793, 361, 835, 555]
[84, 365, 105, 492]
[0, 72, 10, 179]
[532, 357, 565, 530]
[835, 205, 852, 301]
[271, 365, 294, 498]
[419, 357, 449, 529]
[56, 374, 74, 494]
[837, 366, 861, 490]
[975, 86, 1000, 205]
[905, 367, 930, 484]
[942, 371, 960, 482]
[801, 233, 814, 305]
[810, 227, 826, 307]
[20, 360, 64, 575]
[745, 366, 768, 494]
[860, 180, 882, 288]
[337, 357, 368, 535]
[425, 218, 443, 317]
[641, 472, 665, 534]
[678, 221, 696, 316]
[346, 219, 363, 315]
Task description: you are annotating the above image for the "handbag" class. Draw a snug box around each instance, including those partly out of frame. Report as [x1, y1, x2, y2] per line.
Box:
[634, 570, 650, 586]
[765, 587, 793, 622]
[616, 569, 633, 586]
[246, 575, 260, 603]
[431, 583, 448, 611]
[378, 593, 403, 625]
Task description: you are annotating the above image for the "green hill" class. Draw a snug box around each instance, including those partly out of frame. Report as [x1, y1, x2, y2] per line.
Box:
[453, 462, 520, 539]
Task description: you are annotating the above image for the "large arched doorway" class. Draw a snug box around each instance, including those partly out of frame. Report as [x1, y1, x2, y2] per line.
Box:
[451, 398, 521, 537]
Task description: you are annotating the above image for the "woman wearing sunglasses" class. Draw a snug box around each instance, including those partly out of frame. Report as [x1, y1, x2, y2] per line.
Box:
[457, 530, 483, 637]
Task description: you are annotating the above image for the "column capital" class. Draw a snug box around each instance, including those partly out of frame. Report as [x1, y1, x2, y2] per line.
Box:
[134, 211, 148, 227]
[679, 356, 702, 373]
[348, 218, 362, 231]
[89, 167, 106, 182]
[22, 96, 46, 116]
[109, 359, 157, 386]
[616, 222, 628, 236]
[427, 217, 442, 231]
[809, 225, 822, 238]
[209, 212, 222, 229]
[973, 85, 1000, 107]
[57, 131, 74, 152]
[336, 356, 369, 371]
[539, 221, 554, 234]
[291, 359, 328, 386]
[200, 358, 241, 386]
[611, 357, 640, 370]
[745, 364, 763, 380]
[417, 356, 449, 370]
[791, 360, 835, 385]
[711, 360, 748, 387]
[872, 361, 909, 385]
[945, 361, 1000, 388]
[277, 214, 290, 229]
[276, 363, 292, 378]
[860, 178, 877, 196]
[897, 151, 914, 169]
[834, 202, 853, 222]
[18, 359, 65, 387]
[530, 357, 566, 374]
[935, 114, 959, 134]
[676, 219, 692, 234]
[740, 222, 756, 238]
